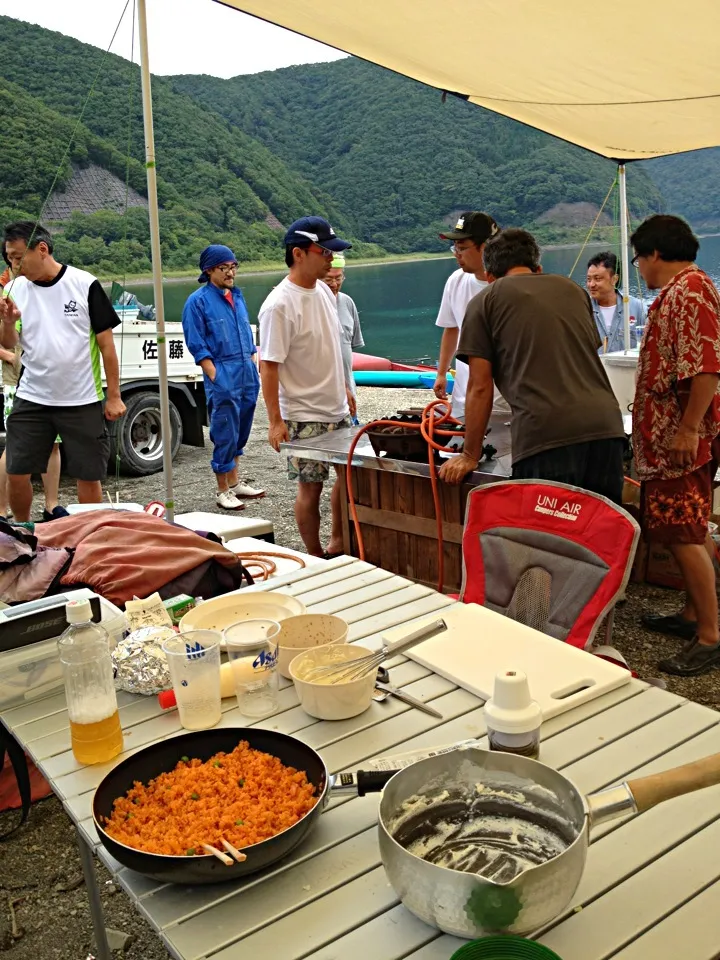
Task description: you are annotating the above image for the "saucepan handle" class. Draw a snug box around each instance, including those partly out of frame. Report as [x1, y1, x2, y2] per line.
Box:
[627, 750, 720, 812]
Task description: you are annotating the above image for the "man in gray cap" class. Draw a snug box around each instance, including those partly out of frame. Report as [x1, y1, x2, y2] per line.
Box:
[182, 244, 264, 511]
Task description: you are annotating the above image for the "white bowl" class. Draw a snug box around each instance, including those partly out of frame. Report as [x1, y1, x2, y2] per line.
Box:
[289, 644, 376, 720]
[277, 614, 349, 679]
[179, 592, 306, 646]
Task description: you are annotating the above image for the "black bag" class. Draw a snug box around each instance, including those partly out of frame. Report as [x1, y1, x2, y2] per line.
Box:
[0, 724, 31, 839]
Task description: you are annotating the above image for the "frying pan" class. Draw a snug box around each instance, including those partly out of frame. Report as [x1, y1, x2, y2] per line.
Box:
[92, 727, 329, 884]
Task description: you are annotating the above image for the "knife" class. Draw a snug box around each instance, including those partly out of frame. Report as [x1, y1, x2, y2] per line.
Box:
[374, 679, 443, 719]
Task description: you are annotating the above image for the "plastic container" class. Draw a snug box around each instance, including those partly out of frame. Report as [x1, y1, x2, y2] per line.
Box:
[449, 936, 562, 959]
[58, 599, 124, 765]
[289, 644, 377, 720]
[276, 613, 348, 679]
[484, 669, 542, 760]
[223, 619, 281, 719]
[161, 631, 222, 730]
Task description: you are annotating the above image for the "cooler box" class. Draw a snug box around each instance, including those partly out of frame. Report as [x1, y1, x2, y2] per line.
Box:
[600, 349, 639, 415]
[0, 589, 126, 710]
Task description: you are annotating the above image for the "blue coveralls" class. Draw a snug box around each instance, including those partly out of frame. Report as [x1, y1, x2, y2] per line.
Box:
[182, 284, 260, 475]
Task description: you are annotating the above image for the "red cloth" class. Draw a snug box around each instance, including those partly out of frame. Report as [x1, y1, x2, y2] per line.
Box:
[224, 290, 234, 307]
[34, 510, 243, 606]
[633, 266, 720, 481]
[0, 752, 51, 812]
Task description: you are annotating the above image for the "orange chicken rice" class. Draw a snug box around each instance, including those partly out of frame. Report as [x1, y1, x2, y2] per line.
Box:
[103, 741, 318, 856]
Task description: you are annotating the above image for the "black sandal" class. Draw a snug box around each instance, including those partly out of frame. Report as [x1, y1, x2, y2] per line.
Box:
[641, 612, 697, 640]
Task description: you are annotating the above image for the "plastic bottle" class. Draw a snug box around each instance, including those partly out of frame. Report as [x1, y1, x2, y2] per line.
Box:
[58, 599, 124, 765]
[483, 669, 542, 760]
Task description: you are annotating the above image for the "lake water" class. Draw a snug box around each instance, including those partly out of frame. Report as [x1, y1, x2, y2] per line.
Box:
[128, 236, 720, 364]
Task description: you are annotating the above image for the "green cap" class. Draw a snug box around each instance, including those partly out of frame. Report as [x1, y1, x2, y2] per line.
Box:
[330, 254, 346, 269]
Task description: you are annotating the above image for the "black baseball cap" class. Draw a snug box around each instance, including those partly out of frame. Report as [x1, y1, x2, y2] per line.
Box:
[284, 216, 352, 253]
[440, 211, 500, 243]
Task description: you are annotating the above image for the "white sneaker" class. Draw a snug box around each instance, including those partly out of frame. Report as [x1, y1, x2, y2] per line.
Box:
[230, 481, 266, 499]
[216, 489, 245, 511]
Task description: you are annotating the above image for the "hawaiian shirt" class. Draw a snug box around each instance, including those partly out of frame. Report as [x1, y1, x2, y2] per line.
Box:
[633, 265, 720, 480]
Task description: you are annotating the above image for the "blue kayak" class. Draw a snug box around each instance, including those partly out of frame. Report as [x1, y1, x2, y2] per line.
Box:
[353, 371, 454, 391]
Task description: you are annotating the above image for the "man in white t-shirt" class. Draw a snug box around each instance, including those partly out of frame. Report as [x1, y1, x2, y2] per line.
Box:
[433, 211, 510, 420]
[0, 221, 126, 521]
[259, 217, 352, 558]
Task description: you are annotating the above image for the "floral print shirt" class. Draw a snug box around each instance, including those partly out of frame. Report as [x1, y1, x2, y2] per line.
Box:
[633, 265, 720, 480]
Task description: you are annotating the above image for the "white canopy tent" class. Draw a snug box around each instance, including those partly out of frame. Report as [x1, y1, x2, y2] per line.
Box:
[135, 0, 720, 513]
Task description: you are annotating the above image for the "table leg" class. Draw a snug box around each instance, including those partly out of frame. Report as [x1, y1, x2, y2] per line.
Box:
[75, 827, 111, 960]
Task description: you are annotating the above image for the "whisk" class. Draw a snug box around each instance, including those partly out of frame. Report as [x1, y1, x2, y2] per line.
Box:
[302, 618, 448, 684]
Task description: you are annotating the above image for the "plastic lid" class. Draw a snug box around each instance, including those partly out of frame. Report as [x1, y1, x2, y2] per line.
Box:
[449, 936, 562, 959]
[66, 598, 93, 624]
[483, 669, 542, 735]
[158, 689, 177, 709]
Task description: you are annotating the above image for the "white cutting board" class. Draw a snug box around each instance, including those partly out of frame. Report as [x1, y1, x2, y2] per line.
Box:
[385, 603, 631, 719]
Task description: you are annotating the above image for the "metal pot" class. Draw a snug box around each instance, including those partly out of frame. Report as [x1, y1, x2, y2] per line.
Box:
[376, 745, 720, 938]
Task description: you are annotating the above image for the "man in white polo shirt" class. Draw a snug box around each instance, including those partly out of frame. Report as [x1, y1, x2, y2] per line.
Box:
[433, 211, 510, 420]
[0, 221, 126, 521]
[259, 216, 352, 558]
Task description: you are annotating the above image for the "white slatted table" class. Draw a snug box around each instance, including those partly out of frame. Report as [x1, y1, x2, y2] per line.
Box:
[3, 556, 720, 960]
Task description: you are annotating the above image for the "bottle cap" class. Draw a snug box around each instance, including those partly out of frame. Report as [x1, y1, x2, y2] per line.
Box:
[483, 669, 542, 735]
[66, 598, 93, 624]
[158, 689, 177, 709]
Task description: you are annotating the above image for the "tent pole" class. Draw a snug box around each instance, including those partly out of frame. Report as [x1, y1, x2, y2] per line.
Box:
[618, 163, 632, 354]
[137, 0, 175, 521]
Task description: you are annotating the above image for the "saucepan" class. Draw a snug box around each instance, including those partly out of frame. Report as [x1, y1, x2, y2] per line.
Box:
[375, 746, 720, 938]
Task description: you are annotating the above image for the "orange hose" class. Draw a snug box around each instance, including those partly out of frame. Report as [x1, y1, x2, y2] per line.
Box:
[345, 398, 466, 593]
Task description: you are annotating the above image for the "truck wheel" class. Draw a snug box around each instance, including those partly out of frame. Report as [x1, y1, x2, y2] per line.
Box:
[112, 391, 183, 476]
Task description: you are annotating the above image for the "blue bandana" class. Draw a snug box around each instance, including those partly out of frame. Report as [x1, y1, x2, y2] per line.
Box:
[197, 244, 237, 283]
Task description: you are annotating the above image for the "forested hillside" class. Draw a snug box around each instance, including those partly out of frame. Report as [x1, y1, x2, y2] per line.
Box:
[172, 58, 664, 252]
[0, 16, 715, 277]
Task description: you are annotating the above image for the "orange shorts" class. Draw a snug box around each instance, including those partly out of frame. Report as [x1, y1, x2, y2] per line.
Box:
[641, 448, 719, 545]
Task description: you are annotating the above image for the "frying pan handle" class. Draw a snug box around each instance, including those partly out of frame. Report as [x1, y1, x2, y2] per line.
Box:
[627, 750, 720, 812]
[330, 769, 398, 796]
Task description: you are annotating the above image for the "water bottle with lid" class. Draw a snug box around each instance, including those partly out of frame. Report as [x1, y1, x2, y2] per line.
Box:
[58, 599, 124, 765]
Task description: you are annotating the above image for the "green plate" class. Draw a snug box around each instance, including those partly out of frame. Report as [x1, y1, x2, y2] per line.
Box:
[449, 936, 562, 960]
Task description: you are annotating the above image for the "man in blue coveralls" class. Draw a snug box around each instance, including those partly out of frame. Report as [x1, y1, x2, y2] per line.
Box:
[182, 244, 265, 511]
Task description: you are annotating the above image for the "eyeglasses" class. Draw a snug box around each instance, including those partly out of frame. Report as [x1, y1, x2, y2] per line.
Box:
[214, 262, 238, 273]
[324, 274, 345, 283]
[450, 244, 473, 255]
[631, 254, 643, 267]
[308, 243, 333, 258]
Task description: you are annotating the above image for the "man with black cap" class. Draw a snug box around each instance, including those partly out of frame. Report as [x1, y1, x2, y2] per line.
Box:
[182, 244, 264, 511]
[433, 212, 509, 420]
[259, 216, 352, 557]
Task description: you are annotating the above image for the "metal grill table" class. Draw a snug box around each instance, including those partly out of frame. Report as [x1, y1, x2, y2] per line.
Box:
[3, 555, 720, 960]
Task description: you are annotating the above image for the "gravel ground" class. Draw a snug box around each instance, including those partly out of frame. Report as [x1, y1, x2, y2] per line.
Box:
[1, 387, 718, 958]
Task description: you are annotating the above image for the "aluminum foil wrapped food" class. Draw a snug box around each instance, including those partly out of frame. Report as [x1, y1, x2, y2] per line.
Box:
[112, 625, 176, 695]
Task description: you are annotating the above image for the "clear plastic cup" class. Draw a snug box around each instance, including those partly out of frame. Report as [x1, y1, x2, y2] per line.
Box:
[162, 631, 222, 730]
[223, 619, 281, 718]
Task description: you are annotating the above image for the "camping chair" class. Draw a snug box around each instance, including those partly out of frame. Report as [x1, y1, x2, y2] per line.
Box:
[459, 480, 640, 650]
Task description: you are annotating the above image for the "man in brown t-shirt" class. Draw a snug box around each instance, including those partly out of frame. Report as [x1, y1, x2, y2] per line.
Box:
[439, 229, 625, 501]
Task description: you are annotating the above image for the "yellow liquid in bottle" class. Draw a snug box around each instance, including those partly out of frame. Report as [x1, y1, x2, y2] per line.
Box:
[69, 708, 124, 765]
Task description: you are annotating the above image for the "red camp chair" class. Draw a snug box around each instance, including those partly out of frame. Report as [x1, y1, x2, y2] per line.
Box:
[459, 480, 640, 650]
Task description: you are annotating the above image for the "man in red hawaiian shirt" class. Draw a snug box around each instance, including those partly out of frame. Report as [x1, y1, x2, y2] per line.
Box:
[631, 215, 720, 676]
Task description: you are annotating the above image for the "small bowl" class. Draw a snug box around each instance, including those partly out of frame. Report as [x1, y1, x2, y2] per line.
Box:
[289, 644, 376, 720]
[277, 614, 349, 680]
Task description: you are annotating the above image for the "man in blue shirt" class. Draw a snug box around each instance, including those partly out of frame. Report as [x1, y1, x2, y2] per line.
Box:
[586, 251, 646, 353]
[182, 244, 264, 511]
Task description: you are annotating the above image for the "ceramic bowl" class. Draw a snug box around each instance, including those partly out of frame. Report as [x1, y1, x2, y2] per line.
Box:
[289, 644, 376, 720]
[277, 614, 349, 679]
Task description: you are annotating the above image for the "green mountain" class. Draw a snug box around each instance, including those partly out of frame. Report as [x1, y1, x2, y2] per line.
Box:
[0, 17, 363, 275]
[0, 16, 715, 276]
[645, 149, 720, 230]
[171, 58, 664, 251]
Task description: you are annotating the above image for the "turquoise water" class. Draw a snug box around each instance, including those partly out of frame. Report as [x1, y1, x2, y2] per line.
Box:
[128, 236, 720, 364]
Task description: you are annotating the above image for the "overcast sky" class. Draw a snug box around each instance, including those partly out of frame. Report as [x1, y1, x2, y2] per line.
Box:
[0, 0, 346, 77]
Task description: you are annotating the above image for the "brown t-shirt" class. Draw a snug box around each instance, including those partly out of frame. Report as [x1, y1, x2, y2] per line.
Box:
[457, 273, 624, 464]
